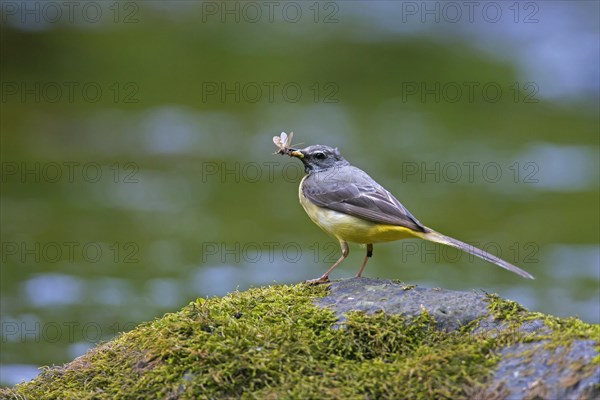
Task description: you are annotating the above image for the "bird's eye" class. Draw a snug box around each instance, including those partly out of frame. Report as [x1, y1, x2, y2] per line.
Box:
[314, 152, 326, 160]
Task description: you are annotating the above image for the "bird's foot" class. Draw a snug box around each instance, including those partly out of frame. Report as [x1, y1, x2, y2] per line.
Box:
[304, 275, 330, 285]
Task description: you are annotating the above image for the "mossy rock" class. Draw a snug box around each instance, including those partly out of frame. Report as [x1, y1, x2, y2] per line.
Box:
[2, 278, 599, 399]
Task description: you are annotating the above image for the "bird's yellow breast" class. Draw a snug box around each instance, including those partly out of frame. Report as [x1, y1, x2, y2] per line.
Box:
[298, 176, 420, 244]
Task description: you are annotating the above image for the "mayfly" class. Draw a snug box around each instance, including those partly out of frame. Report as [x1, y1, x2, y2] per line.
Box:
[272, 131, 294, 155]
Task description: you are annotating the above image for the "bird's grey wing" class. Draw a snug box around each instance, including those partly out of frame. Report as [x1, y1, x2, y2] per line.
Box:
[302, 166, 426, 232]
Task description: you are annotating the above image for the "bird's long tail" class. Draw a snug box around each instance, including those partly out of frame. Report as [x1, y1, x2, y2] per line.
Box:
[419, 228, 535, 279]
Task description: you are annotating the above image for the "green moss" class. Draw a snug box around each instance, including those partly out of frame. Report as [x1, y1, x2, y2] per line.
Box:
[487, 293, 600, 351]
[6, 284, 599, 399]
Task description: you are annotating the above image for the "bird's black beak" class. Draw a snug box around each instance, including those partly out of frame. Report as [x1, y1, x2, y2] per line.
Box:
[289, 149, 304, 158]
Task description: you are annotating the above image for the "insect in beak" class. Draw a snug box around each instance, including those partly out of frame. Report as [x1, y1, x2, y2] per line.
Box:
[272, 132, 294, 155]
[273, 132, 304, 158]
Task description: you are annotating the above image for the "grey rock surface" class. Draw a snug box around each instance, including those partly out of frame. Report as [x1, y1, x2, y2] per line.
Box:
[316, 277, 494, 331]
[315, 277, 599, 400]
[488, 340, 600, 400]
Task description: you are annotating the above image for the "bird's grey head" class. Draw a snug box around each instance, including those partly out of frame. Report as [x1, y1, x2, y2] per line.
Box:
[289, 144, 349, 173]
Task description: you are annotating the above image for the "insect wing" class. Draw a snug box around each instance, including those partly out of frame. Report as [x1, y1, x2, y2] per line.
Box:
[284, 132, 293, 148]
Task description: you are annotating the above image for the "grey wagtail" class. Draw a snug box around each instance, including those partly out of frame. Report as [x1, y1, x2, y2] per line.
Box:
[275, 137, 534, 283]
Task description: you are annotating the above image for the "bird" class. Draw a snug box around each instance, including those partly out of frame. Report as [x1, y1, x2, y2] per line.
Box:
[281, 143, 534, 283]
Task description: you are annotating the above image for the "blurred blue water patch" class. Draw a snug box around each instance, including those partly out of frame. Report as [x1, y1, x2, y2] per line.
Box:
[547, 244, 600, 280]
[546, 244, 599, 322]
[89, 277, 132, 306]
[68, 342, 94, 360]
[145, 278, 183, 309]
[0, 364, 41, 386]
[346, 1, 600, 102]
[517, 143, 599, 191]
[190, 264, 242, 297]
[24, 274, 84, 307]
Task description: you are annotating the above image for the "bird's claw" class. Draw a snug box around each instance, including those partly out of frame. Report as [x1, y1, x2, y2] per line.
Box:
[303, 276, 330, 285]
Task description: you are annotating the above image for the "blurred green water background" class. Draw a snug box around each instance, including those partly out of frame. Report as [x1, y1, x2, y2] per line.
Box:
[1, 0, 598, 386]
